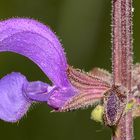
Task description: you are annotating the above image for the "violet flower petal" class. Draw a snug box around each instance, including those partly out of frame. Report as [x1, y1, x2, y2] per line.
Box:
[24, 81, 76, 109]
[0, 18, 69, 87]
[23, 81, 55, 102]
[47, 86, 76, 109]
[0, 72, 30, 122]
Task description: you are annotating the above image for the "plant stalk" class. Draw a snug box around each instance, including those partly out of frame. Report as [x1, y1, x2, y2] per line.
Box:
[112, 0, 133, 139]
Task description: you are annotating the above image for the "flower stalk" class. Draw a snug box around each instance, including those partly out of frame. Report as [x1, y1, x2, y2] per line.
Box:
[112, 0, 133, 139]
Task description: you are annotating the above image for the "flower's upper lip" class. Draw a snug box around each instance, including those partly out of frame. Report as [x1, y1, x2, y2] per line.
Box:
[0, 18, 69, 87]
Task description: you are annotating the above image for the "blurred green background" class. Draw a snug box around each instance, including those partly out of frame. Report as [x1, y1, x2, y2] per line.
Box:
[0, 0, 139, 140]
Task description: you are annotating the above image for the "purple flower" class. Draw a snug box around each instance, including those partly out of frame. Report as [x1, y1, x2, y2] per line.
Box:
[0, 18, 110, 122]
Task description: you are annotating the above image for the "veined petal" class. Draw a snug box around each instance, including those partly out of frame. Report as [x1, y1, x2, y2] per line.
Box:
[0, 18, 69, 87]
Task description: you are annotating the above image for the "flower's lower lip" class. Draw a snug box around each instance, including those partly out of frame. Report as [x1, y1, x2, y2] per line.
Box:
[0, 72, 31, 122]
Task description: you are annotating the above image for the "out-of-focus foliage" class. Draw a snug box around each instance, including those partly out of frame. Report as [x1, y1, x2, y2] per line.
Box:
[0, 0, 139, 140]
